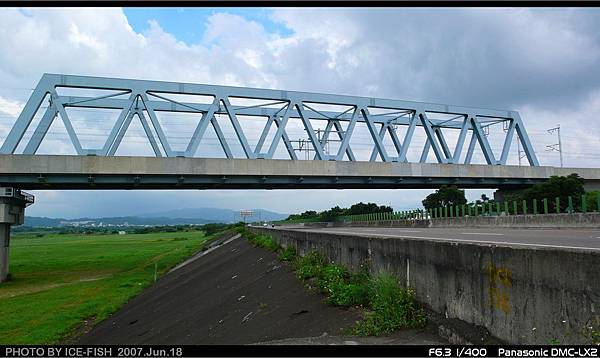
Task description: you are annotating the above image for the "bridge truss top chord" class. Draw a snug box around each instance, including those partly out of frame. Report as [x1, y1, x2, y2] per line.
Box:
[0, 73, 539, 166]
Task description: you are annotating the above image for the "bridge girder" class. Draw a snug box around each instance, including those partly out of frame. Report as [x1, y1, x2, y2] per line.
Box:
[0, 73, 539, 166]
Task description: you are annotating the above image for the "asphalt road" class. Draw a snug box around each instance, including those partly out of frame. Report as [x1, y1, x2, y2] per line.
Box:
[276, 226, 600, 251]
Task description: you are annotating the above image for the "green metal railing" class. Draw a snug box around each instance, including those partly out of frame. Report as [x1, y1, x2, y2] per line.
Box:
[337, 194, 600, 222]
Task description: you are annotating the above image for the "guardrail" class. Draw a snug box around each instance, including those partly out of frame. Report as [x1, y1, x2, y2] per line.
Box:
[338, 209, 428, 222]
[336, 194, 600, 222]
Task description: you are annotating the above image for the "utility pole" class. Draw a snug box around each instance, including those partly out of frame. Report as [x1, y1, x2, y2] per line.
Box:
[546, 125, 563, 167]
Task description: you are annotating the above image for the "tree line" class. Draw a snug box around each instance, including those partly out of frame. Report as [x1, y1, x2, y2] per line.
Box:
[422, 173, 600, 213]
[285, 202, 393, 222]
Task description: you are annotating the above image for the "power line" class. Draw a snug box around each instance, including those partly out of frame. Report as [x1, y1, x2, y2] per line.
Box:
[546, 124, 563, 168]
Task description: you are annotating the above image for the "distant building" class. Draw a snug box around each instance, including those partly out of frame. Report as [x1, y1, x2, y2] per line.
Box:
[118, 231, 126, 235]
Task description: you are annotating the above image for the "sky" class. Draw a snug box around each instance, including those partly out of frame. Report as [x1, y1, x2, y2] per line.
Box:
[1, 7, 600, 218]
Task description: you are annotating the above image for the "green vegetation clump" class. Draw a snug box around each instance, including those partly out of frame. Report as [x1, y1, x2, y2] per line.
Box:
[353, 273, 426, 336]
[517, 173, 585, 211]
[237, 227, 280, 252]
[248, 234, 279, 252]
[294, 250, 327, 280]
[292, 250, 425, 332]
[278, 246, 297, 262]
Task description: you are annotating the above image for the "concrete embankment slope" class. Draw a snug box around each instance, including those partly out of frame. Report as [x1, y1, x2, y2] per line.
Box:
[250, 227, 600, 344]
[78, 236, 444, 345]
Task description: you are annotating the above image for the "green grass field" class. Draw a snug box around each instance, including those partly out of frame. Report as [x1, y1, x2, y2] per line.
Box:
[0, 230, 212, 344]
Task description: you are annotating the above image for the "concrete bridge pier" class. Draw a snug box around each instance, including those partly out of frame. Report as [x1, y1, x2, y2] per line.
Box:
[0, 224, 9, 282]
[0, 187, 34, 283]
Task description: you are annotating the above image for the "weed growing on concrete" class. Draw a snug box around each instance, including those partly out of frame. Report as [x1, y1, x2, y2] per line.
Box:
[278, 246, 297, 262]
[293, 250, 327, 280]
[245, 233, 279, 252]
[315, 264, 369, 307]
[352, 273, 426, 336]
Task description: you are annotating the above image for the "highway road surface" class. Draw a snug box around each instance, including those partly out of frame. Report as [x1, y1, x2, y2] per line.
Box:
[274, 226, 600, 251]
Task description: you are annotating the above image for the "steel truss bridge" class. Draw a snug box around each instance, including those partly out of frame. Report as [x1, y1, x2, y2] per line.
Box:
[1, 74, 539, 167]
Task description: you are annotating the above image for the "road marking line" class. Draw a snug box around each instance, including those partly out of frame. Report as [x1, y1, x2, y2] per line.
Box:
[350, 228, 422, 233]
[460, 232, 504, 236]
[306, 230, 600, 251]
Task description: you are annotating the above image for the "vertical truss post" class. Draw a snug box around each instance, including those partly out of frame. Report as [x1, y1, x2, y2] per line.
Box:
[136, 109, 163, 157]
[419, 112, 447, 164]
[102, 93, 137, 156]
[512, 113, 539, 166]
[335, 107, 358, 161]
[420, 140, 431, 163]
[434, 127, 452, 162]
[370, 123, 389, 161]
[185, 97, 220, 157]
[499, 119, 516, 165]
[52, 94, 84, 155]
[398, 112, 418, 162]
[470, 115, 497, 165]
[464, 131, 477, 164]
[254, 115, 275, 155]
[222, 98, 256, 159]
[332, 120, 356, 161]
[297, 103, 326, 160]
[452, 116, 470, 163]
[266, 102, 293, 159]
[139, 94, 174, 157]
[362, 107, 390, 162]
[108, 109, 137, 156]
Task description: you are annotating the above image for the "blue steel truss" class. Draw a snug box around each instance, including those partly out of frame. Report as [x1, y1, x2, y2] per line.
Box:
[0, 73, 539, 166]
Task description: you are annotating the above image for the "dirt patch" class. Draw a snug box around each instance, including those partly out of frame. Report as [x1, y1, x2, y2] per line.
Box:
[0, 274, 111, 299]
[61, 316, 99, 344]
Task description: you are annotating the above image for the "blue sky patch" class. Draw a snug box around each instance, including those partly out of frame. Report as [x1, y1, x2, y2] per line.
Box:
[123, 8, 293, 45]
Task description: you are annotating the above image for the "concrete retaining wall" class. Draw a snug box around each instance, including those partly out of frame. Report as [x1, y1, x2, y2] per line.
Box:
[250, 227, 600, 344]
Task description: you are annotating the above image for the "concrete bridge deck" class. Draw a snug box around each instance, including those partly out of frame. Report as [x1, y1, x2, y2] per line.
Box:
[1, 154, 600, 190]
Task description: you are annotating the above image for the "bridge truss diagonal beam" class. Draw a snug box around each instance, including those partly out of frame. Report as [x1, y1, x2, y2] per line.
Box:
[0, 73, 540, 166]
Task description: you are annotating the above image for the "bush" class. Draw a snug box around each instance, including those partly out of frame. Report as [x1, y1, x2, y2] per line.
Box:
[293, 252, 369, 307]
[278, 246, 297, 262]
[201, 223, 230, 236]
[246, 233, 279, 252]
[353, 273, 426, 335]
[293, 250, 326, 280]
[327, 281, 369, 307]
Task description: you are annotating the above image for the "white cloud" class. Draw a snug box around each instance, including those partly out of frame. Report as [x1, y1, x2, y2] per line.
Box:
[2, 7, 600, 217]
[0, 95, 23, 117]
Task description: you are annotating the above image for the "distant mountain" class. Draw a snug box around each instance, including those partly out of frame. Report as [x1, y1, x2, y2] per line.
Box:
[23, 216, 215, 228]
[140, 207, 288, 222]
[22, 207, 288, 228]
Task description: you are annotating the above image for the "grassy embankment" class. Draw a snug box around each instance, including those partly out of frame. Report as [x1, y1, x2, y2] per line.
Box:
[238, 227, 427, 335]
[0, 230, 213, 344]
